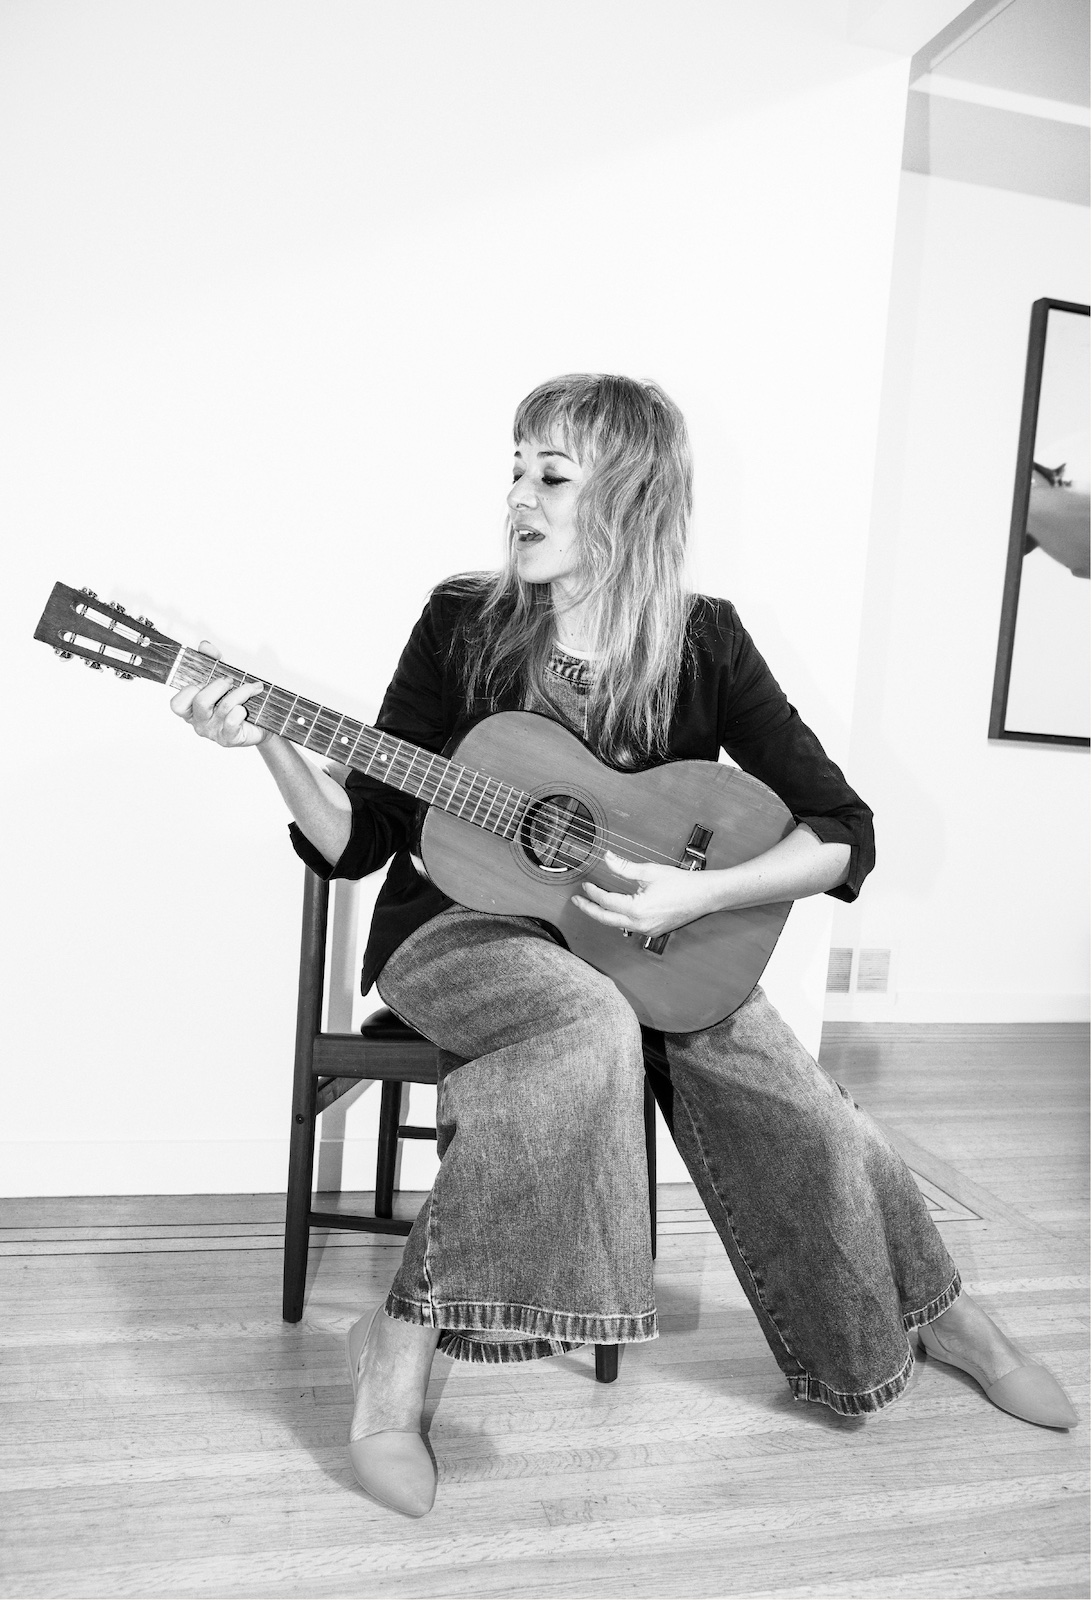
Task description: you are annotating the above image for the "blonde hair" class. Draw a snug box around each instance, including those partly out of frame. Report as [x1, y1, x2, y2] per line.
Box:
[454, 374, 694, 768]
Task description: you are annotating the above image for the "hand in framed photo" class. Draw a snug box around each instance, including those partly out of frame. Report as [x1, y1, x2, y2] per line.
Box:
[990, 298, 1090, 747]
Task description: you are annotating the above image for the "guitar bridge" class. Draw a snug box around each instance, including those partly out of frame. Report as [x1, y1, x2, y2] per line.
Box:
[640, 824, 714, 956]
[682, 825, 713, 871]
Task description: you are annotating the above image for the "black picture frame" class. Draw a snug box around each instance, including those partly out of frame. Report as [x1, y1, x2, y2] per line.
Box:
[989, 297, 1090, 748]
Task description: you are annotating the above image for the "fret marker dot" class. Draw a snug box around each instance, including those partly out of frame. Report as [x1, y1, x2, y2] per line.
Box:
[296, 716, 306, 725]
[379, 754, 388, 762]
[340, 736, 348, 744]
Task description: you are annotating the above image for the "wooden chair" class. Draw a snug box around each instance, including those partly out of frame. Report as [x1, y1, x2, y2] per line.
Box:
[282, 866, 662, 1383]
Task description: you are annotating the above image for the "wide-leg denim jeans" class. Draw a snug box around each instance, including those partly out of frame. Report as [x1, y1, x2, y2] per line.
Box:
[377, 907, 960, 1416]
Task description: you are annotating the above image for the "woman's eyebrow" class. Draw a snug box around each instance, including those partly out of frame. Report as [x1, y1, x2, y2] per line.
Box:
[512, 447, 575, 462]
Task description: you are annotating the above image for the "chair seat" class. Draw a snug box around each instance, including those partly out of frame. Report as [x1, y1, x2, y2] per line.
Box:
[360, 1006, 430, 1044]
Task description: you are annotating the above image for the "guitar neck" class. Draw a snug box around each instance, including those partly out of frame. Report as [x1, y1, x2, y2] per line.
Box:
[169, 647, 528, 840]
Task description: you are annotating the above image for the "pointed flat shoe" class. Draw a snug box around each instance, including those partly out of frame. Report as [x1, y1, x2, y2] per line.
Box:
[347, 1429, 436, 1518]
[919, 1322, 1077, 1430]
[345, 1308, 437, 1517]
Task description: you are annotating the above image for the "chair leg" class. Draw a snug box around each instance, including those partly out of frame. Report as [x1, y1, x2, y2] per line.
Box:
[279, 870, 327, 1318]
[595, 1344, 620, 1383]
[375, 1080, 403, 1220]
[283, 869, 329, 1323]
[283, 1103, 318, 1322]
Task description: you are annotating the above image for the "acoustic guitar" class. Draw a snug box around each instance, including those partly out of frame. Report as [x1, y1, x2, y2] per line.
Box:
[35, 581, 795, 1031]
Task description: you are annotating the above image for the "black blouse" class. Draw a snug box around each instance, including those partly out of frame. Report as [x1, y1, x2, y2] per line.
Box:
[290, 584, 874, 993]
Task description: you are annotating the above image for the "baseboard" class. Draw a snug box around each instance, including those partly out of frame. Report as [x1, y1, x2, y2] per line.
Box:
[823, 991, 1090, 1024]
[821, 1019, 1090, 1043]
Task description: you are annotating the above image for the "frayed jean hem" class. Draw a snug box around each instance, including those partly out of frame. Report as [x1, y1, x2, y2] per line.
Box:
[386, 1291, 657, 1363]
[440, 1335, 580, 1364]
[903, 1268, 962, 1331]
[789, 1345, 915, 1416]
[787, 1270, 963, 1416]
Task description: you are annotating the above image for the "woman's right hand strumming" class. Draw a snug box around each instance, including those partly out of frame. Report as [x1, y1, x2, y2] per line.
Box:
[170, 638, 352, 866]
[169, 639, 269, 748]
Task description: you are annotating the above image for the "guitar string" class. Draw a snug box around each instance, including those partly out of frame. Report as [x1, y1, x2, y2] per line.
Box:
[135, 641, 708, 870]
[120, 638, 724, 871]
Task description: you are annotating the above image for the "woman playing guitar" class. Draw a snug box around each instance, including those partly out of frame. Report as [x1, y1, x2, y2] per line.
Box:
[171, 373, 1075, 1517]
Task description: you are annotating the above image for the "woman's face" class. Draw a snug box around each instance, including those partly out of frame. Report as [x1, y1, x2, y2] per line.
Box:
[507, 436, 588, 591]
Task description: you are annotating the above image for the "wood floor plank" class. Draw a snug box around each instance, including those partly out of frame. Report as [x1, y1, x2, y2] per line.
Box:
[4, 1455, 1082, 1554]
[4, 1501, 1087, 1599]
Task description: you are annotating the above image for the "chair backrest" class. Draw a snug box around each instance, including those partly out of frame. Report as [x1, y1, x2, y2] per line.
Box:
[297, 867, 439, 1085]
[296, 868, 332, 1063]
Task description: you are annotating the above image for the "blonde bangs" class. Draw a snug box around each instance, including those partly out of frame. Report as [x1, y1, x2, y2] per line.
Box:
[460, 374, 695, 769]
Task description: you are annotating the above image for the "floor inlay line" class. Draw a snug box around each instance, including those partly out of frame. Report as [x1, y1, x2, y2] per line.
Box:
[0, 1168, 980, 1255]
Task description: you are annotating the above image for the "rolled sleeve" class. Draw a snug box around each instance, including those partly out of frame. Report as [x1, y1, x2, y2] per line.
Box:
[288, 819, 338, 879]
[287, 773, 419, 882]
[794, 812, 871, 902]
[713, 604, 875, 902]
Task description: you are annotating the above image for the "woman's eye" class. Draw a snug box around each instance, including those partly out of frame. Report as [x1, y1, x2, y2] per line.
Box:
[510, 469, 569, 487]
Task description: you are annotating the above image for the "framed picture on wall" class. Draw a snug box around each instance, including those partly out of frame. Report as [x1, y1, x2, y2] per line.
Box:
[989, 297, 1089, 747]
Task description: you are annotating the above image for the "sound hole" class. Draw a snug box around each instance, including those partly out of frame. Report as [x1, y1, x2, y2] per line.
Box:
[520, 794, 597, 874]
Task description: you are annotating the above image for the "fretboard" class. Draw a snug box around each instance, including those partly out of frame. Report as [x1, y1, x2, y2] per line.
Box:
[169, 647, 530, 839]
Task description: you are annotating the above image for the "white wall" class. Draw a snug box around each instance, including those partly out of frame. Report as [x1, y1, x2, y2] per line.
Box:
[2, 1, 912, 1195]
[827, 171, 1090, 1023]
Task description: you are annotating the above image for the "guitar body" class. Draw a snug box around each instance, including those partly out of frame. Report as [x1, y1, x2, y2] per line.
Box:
[419, 711, 795, 1032]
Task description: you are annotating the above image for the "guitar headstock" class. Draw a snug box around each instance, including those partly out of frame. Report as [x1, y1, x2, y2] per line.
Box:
[34, 582, 181, 684]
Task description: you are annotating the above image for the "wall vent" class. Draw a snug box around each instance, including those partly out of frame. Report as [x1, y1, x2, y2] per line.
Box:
[826, 947, 893, 995]
[826, 948, 853, 992]
[856, 948, 891, 992]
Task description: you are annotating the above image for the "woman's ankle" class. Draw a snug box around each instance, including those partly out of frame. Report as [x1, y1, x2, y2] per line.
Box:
[927, 1294, 1021, 1379]
[351, 1311, 440, 1441]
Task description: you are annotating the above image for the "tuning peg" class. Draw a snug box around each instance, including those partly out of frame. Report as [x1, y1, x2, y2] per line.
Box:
[113, 669, 134, 680]
[81, 658, 103, 670]
[110, 601, 128, 614]
[53, 648, 73, 660]
[79, 587, 98, 599]
[136, 615, 154, 628]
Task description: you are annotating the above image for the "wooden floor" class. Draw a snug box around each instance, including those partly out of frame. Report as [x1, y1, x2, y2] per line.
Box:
[1, 1024, 1087, 1600]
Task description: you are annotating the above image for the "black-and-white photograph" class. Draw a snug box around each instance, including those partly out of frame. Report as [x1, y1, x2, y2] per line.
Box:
[991, 297, 1090, 744]
[3, 3, 1088, 1598]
